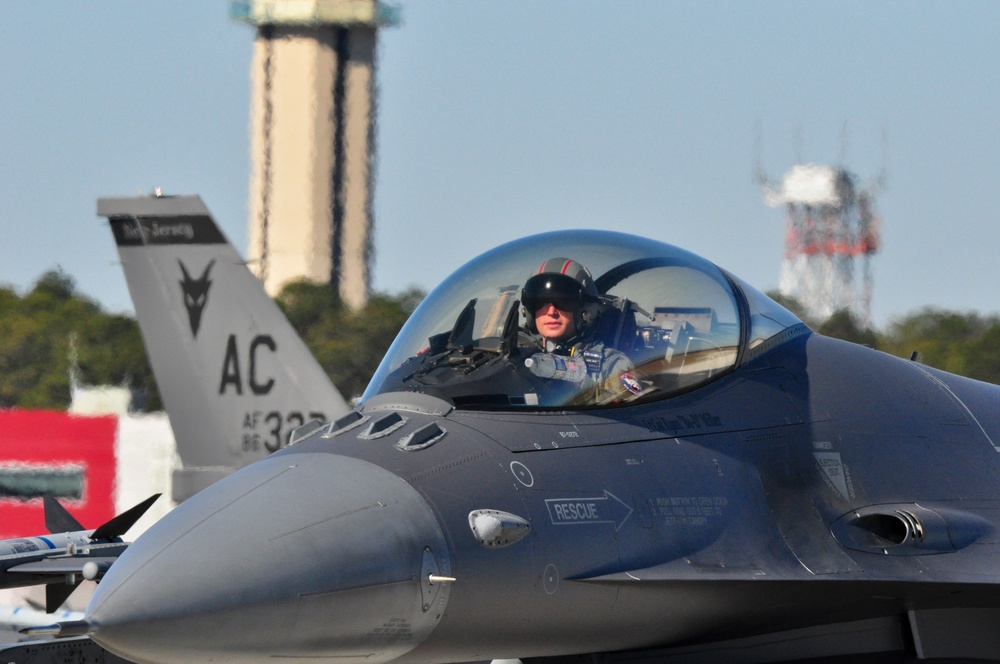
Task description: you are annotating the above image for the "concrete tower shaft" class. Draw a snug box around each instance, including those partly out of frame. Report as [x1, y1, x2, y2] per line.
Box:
[234, 1, 399, 310]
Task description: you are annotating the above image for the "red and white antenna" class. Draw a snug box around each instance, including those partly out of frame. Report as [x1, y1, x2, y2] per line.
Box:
[761, 162, 882, 327]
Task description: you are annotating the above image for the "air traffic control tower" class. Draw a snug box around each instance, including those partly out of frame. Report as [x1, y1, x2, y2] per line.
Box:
[232, 0, 400, 309]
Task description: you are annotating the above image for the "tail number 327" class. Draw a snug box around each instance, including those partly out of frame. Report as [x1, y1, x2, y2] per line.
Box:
[242, 410, 326, 453]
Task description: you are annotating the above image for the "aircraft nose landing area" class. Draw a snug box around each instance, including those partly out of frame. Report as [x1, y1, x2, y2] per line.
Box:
[86, 453, 452, 664]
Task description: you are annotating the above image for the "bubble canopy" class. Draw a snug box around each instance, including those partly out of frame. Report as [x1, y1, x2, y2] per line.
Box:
[363, 230, 800, 409]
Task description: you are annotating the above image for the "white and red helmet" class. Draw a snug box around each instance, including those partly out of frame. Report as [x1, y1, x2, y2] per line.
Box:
[521, 257, 600, 335]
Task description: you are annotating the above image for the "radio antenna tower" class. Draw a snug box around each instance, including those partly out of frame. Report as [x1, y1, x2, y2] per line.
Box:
[759, 163, 882, 328]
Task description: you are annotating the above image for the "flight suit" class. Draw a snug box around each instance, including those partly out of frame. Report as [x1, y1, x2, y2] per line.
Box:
[537, 336, 634, 405]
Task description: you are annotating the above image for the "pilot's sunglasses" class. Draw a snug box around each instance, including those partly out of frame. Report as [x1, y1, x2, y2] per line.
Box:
[530, 298, 580, 313]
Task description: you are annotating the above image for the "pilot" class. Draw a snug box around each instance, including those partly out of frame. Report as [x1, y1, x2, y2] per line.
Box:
[521, 258, 634, 401]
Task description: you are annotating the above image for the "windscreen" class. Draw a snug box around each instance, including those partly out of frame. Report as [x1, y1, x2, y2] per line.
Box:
[363, 230, 797, 409]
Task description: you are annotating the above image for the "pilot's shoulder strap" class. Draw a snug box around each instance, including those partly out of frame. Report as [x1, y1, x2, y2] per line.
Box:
[580, 342, 605, 374]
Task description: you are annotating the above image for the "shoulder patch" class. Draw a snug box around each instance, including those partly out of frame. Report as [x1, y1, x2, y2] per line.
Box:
[620, 372, 643, 395]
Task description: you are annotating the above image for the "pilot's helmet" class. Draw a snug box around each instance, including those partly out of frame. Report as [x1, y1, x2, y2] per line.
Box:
[521, 257, 600, 336]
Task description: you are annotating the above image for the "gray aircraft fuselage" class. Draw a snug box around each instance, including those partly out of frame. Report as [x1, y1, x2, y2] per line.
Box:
[83, 231, 1000, 664]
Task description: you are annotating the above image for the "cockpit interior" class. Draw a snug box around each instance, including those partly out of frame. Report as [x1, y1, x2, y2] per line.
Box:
[363, 230, 802, 409]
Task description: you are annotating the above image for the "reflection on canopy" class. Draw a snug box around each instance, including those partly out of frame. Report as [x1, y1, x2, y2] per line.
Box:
[363, 231, 801, 410]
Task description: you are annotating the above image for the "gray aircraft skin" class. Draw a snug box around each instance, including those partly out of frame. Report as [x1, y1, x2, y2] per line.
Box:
[96, 196, 349, 503]
[71, 230, 1000, 663]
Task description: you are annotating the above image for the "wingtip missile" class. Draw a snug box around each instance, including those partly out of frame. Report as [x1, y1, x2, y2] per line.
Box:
[0, 494, 163, 613]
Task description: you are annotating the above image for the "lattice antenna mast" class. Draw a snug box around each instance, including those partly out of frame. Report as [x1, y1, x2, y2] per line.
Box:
[762, 163, 881, 328]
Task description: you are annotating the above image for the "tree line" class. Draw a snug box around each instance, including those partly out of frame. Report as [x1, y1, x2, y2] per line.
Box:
[0, 271, 422, 411]
[772, 293, 1000, 384]
[0, 270, 156, 410]
[2, 270, 1000, 411]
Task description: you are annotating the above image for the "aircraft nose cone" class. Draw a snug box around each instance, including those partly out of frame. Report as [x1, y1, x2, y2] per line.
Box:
[87, 453, 452, 664]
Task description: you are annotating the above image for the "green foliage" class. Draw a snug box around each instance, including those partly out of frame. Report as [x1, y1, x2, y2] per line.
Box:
[275, 280, 424, 401]
[0, 270, 159, 410]
[817, 309, 878, 348]
[878, 307, 1000, 382]
[0, 270, 420, 412]
[762, 294, 1000, 385]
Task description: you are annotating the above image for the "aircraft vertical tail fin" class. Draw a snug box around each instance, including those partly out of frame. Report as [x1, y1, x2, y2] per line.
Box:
[97, 195, 349, 503]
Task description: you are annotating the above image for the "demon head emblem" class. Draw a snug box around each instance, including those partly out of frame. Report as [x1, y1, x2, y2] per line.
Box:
[179, 259, 215, 338]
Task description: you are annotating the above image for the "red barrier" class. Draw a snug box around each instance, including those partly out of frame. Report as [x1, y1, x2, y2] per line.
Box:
[0, 410, 117, 538]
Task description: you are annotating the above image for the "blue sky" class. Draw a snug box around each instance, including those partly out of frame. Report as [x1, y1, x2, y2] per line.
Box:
[1, 2, 998, 329]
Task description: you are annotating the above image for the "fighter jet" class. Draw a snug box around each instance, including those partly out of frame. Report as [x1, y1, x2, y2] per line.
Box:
[0, 495, 158, 613]
[96, 195, 349, 503]
[35, 230, 1000, 662]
